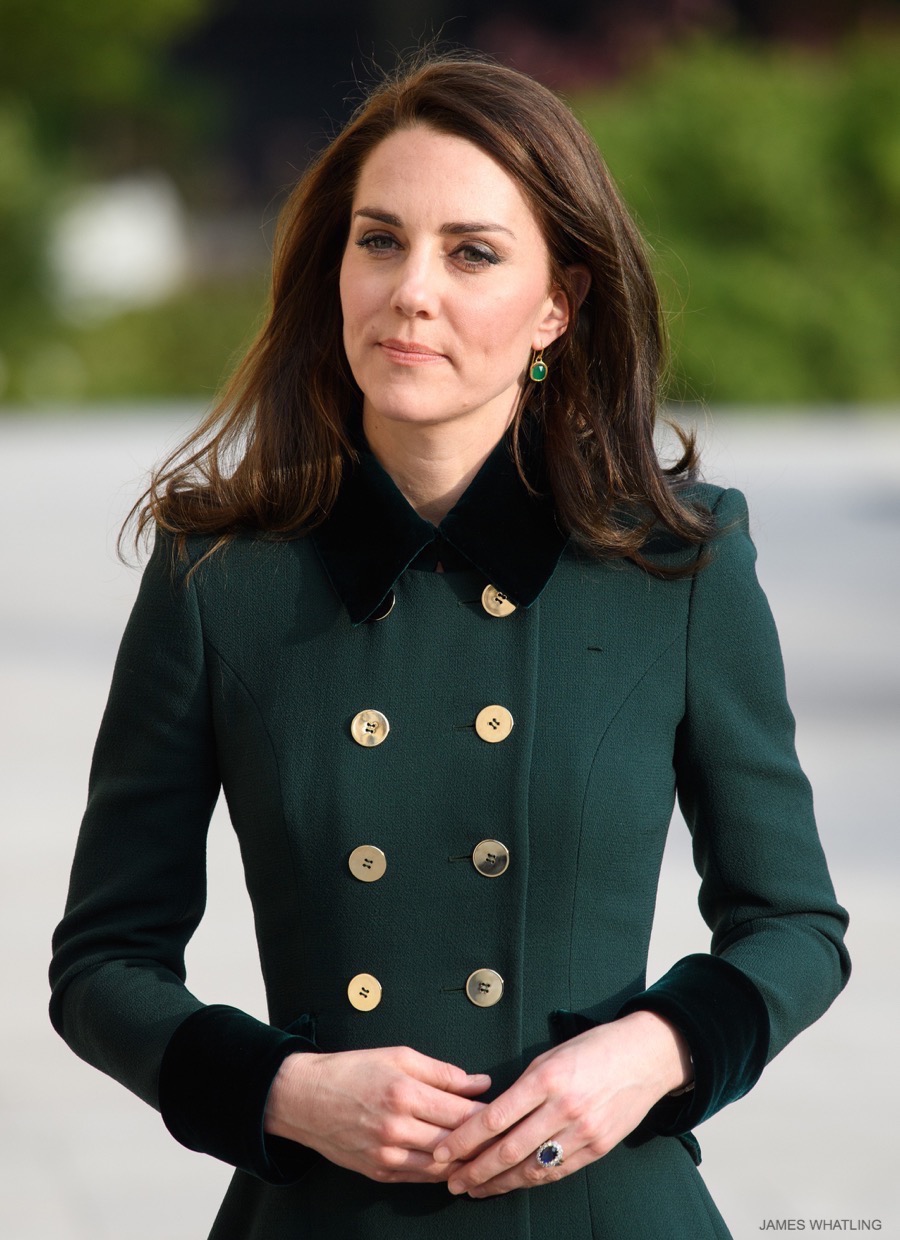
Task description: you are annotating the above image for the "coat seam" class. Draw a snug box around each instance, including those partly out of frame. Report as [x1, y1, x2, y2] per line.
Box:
[682, 487, 740, 935]
[569, 628, 685, 1002]
[203, 635, 305, 981]
[168, 548, 223, 931]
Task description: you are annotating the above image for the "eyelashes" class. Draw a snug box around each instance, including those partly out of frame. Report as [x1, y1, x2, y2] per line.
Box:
[355, 234, 397, 253]
[456, 244, 502, 269]
[354, 233, 502, 270]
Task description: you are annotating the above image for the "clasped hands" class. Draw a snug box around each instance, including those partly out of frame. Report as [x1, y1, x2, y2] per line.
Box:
[264, 1010, 690, 1198]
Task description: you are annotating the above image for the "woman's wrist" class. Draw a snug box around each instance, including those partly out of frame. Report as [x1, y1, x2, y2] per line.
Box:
[616, 1009, 694, 1099]
[264, 1051, 317, 1139]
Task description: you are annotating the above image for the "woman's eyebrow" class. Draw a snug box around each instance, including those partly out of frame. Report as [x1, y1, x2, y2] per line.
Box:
[353, 207, 515, 238]
[441, 221, 516, 238]
[354, 207, 402, 226]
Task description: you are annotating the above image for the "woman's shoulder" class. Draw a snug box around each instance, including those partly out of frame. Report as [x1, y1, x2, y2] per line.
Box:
[632, 482, 750, 570]
[143, 527, 332, 640]
[149, 526, 311, 571]
[675, 480, 749, 525]
[135, 531, 311, 623]
[672, 483, 763, 598]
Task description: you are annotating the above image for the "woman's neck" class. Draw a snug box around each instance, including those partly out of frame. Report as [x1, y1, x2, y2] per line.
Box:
[361, 407, 515, 525]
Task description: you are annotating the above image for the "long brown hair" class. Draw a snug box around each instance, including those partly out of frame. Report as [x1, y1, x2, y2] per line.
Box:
[129, 51, 712, 571]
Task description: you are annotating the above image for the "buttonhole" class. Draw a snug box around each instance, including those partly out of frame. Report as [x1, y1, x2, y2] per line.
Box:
[447, 855, 470, 863]
[441, 986, 466, 994]
[587, 646, 603, 652]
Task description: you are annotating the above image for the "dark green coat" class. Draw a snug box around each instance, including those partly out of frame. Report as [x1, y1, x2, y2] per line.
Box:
[50, 432, 849, 1239]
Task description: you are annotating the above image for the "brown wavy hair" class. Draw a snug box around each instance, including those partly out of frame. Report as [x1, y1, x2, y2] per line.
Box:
[129, 50, 713, 572]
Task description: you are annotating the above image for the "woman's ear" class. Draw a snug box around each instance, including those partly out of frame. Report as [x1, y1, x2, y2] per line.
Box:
[536, 265, 592, 349]
[538, 287, 570, 347]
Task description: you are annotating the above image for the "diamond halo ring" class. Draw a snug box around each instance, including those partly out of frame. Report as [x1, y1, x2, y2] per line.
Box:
[535, 1139, 564, 1169]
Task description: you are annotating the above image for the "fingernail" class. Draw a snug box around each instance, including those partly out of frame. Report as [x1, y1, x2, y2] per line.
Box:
[448, 1180, 465, 1195]
[434, 1145, 450, 1163]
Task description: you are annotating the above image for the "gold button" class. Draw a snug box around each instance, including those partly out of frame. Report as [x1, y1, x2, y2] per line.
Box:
[472, 839, 510, 877]
[350, 709, 390, 747]
[465, 968, 504, 1008]
[483, 582, 518, 617]
[348, 972, 382, 1011]
[481, 584, 517, 618]
[474, 705, 514, 743]
[348, 845, 387, 882]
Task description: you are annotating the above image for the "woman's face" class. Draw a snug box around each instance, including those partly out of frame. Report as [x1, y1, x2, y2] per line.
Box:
[339, 125, 570, 440]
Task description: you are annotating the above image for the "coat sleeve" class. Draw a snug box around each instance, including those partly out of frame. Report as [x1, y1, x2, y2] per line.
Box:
[49, 532, 317, 1183]
[615, 485, 850, 1134]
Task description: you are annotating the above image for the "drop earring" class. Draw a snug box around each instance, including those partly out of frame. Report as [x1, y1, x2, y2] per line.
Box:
[529, 349, 548, 382]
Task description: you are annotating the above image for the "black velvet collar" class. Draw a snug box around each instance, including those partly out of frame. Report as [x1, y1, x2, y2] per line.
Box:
[311, 420, 569, 624]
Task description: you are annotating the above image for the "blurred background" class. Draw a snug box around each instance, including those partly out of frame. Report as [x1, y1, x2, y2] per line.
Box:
[1, 0, 898, 406]
[1, 2, 898, 1238]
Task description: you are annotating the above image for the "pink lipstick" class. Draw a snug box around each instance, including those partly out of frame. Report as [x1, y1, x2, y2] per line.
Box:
[378, 339, 448, 364]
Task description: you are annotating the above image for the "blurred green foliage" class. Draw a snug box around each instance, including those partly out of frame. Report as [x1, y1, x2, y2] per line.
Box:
[0, 0, 216, 401]
[577, 35, 900, 403]
[54, 276, 268, 403]
[0, 105, 57, 340]
[0, 29, 897, 406]
[1, 276, 269, 407]
[0, 0, 208, 115]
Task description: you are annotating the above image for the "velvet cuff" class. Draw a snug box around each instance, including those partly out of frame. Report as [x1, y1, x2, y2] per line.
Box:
[550, 953, 770, 1144]
[158, 1004, 319, 1184]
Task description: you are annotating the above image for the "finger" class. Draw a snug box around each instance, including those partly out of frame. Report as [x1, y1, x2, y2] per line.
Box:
[465, 1142, 598, 1198]
[373, 1160, 469, 1185]
[402, 1050, 491, 1097]
[366, 1146, 469, 1184]
[387, 1117, 467, 1153]
[449, 1076, 493, 1098]
[433, 1078, 545, 1164]
[381, 1168, 465, 1184]
[445, 1109, 570, 1193]
[410, 1083, 489, 1131]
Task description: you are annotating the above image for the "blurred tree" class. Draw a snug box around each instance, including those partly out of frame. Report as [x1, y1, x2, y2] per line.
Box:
[0, 104, 56, 356]
[0, 0, 216, 177]
[0, 0, 214, 396]
[0, 2, 897, 405]
[577, 35, 900, 402]
[0, 0, 210, 116]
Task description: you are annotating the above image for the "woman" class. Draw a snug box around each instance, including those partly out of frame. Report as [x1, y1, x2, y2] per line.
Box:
[50, 53, 850, 1238]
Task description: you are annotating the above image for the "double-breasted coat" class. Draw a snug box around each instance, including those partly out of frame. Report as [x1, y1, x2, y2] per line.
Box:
[50, 426, 850, 1239]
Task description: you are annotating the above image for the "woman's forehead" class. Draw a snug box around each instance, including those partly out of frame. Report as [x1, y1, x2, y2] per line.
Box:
[351, 126, 540, 235]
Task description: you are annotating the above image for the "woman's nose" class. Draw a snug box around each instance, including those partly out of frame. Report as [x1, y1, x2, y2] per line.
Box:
[390, 250, 440, 318]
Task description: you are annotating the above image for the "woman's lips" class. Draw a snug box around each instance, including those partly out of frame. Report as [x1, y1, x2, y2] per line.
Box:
[378, 339, 448, 364]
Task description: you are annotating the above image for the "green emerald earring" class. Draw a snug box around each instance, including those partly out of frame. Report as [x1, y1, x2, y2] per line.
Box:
[529, 349, 548, 383]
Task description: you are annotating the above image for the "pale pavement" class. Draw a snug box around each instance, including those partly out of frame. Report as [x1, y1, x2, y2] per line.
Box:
[1, 408, 897, 1238]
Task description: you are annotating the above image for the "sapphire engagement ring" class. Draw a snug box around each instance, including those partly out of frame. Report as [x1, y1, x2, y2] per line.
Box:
[535, 1140, 564, 1169]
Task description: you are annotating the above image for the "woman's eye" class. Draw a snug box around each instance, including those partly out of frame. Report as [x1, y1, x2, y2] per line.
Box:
[353, 234, 500, 268]
[455, 244, 500, 269]
[356, 233, 398, 253]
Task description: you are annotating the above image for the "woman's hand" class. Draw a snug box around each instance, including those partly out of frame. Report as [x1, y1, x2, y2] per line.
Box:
[264, 1046, 491, 1183]
[432, 1011, 691, 1197]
